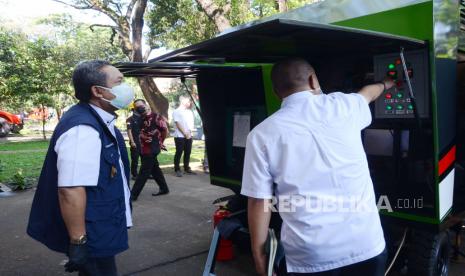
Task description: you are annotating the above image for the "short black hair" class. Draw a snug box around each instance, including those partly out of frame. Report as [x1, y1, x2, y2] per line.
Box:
[271, 58, 315, 96]
[134, 99, 146, 104]
[72, 60, 110, 102]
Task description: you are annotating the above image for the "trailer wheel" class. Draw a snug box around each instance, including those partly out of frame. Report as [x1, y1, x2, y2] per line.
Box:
[408, 230, 450, 276]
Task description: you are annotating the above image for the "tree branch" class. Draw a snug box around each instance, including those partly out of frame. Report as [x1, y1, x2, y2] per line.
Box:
[143, 47, 153, 62]
[89, 24, 119, 45]
[53, 0, 94, 10]
[126, 0, 138, 19]
[89, 23, 117, 30]
[88, 0, 121, 25]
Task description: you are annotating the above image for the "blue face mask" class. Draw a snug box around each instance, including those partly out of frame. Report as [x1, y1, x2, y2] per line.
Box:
[96, 83, 135, 109]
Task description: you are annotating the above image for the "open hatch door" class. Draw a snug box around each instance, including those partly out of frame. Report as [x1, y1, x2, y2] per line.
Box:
[149, 18, 426, 64]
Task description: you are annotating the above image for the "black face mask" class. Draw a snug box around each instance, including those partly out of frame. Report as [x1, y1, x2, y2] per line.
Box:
[135, 106, 146, 114]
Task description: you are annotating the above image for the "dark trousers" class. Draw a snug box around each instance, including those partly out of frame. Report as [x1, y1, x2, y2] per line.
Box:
[130, 146, 139, 177]
[131, 154, 169, 200]
[279, 248, 387, 276]
[78, 256, 117, 276]
[174, 137, 193, 171]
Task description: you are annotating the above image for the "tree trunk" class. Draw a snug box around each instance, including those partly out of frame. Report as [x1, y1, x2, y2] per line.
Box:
[137, 77, 169, 118]
[41, 104, 46, 140]
[195, 0, 232, 32]
[57, 108, 62, 121]
[130, 0, 169, 117]
[276, 0, 288, 12]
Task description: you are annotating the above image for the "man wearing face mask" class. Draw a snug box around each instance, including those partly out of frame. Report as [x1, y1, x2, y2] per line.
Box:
[130, 102, 169, 200]
[27, 60, 134, 275]
[127, 99, 146, 179]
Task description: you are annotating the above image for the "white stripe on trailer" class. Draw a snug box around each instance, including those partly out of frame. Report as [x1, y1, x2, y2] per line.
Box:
[439, 168, 455, 220]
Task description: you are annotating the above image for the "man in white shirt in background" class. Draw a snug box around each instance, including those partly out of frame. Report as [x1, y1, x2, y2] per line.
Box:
[172, 95, 196, 177]
[241, 58, 394, 276]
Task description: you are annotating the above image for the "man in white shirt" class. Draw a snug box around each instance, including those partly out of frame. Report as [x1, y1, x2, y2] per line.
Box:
[172, 95, 196, 177]
[27, 60, 134, 275]
[241, 58, 394, 276]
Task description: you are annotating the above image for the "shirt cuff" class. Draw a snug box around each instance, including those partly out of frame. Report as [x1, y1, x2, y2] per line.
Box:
[240, 188, 273, 199]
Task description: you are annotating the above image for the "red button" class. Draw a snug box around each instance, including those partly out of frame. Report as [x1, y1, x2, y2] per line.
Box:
[385, 93, 392, 99]
[395, 58, 402, 65]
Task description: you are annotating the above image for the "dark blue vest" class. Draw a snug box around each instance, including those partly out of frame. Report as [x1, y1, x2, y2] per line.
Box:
[27, 103, 130, 257]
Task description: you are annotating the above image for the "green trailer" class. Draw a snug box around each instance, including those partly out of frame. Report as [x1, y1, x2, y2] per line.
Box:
[117, 0, 463, 274]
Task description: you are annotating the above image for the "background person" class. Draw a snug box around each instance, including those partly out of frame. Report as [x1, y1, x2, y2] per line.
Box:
[27, 60, 134, 275]
[242, 58, 394, 276]
[172, 95, 196, 177]
[126, 99, 145, 179]
[131, 107, 169, 200]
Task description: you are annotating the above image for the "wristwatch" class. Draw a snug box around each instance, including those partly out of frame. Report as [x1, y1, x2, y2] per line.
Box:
[70, 234, 87, 245]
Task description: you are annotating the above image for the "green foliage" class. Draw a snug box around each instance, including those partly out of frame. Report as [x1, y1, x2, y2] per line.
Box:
[147, 0, 319, 49]
[0, 28, 34, 110]
[0, 138, 204, 185]
[0, 13, 126, 114]
[12, 169, 27, 190]
[148, 0, 217, 49]
[164, 78, 196, 109]
[0, 159, 5, 173]
[0, 142, 47, 184]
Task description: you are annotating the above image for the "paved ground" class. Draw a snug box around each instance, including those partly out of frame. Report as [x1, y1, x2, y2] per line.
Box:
[1, 167, 465, 276]
[0, 168, 255, 276]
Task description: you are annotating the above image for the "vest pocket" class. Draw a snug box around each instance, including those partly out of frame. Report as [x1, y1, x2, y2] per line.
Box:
[85, 198, 127, 255]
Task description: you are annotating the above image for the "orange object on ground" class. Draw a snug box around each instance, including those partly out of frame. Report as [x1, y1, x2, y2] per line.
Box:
[213, 208, 234, 261]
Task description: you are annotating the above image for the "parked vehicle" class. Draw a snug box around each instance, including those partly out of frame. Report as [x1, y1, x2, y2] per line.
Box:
[0, 110, 23, 137]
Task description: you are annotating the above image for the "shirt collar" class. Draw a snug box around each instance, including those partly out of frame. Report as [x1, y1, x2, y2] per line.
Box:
[281, 90, 313, 108]
[90, 104, 116, 128]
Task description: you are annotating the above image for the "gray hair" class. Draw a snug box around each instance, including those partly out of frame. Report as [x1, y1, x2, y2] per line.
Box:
[72, 60, 110, 102]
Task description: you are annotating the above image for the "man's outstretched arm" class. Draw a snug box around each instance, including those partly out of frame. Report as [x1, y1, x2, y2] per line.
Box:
[358, 78, 395, 103]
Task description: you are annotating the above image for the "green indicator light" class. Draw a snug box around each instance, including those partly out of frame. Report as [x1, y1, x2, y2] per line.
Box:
[396, 105, 404, 110]
[388, 63, 395, 70]
[386, 105, 393, 110]
[408, 104, 414, 110]
[396, 92, 403, 99]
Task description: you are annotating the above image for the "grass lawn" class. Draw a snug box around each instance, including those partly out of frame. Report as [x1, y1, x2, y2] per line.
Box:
[0, 138, 205, 185]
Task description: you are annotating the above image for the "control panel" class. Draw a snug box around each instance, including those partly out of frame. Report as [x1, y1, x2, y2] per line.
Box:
[374, 50, 429, 119]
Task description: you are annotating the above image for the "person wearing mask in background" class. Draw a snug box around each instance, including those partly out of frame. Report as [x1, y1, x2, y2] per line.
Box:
[243, 58, 394, 276]
[173, 95, 196, 177]
[130, 106, 169, 200]
[126, 99, 145, 179]
[27, 60, 134, 275]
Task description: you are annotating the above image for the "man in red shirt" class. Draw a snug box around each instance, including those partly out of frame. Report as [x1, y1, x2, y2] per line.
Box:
[131, 102, 169, 201]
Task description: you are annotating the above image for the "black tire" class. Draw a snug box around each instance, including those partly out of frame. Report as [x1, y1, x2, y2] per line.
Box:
[407, 230, 450, 276]
[11, 124, 22, 134]
[0, 119, 10, 138]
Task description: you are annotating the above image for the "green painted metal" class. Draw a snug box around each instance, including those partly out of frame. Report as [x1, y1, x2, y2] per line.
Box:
[334, 1, 440, 223]
[332, 2, 433, 41]
[379, 210, 439, 224]
[210, 176, 242, 186]
[261, 64, 281, 115]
